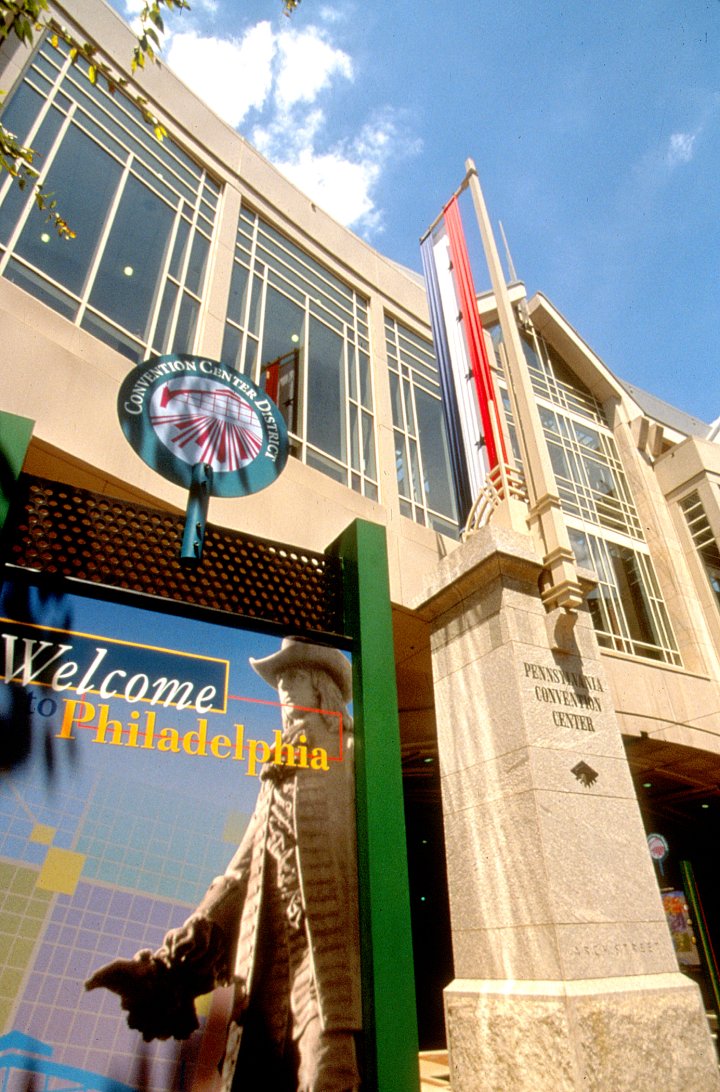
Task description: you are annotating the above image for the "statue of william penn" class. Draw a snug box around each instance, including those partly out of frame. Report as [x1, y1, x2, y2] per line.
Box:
[86, 638, 362, 1092]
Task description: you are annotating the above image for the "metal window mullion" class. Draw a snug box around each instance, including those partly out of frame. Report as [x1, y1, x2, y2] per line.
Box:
[174, 188, 201, 289]
[393, 322, 421, 519]
[297, 297, 310, 463]
[342, 330, 353, 487]
[638, 551, 677, 654]
[395, 429, 411, 502]
[160, 282, 183, 354]
[590, 535, 631, 646]
[253, 270, 270, 389]
[146, 199, 183, 353]
[228, 220, 253, 373]
[565, 515, 654, 558]
[162, 189, 206, 354]
[604, 539, 656, 654]
[349, 325, 361, 480]
[76, 156, 132, 325]
[408, 380, 430, 523]
[351, 310, 376, 492]
[244, 213, 263, 382]
[364, 407, 378, 494]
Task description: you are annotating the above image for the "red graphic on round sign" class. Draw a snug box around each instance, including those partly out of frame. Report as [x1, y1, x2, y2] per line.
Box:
[647, 833, 669, 861]
[149, 377, 263, 472]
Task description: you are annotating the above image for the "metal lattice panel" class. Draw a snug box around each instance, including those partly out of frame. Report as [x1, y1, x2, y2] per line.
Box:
[2, 476, 345, 638]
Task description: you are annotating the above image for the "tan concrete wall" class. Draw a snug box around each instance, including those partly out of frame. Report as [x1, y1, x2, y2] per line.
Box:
[604, 653, 720, 754]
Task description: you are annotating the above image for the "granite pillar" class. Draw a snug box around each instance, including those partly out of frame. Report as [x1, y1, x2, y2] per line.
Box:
[415, 525, 719, 1091]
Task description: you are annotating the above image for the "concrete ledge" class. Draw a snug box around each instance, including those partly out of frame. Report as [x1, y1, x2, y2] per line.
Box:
[444, 974, 720, 1091]
[412, 525, 543, 623]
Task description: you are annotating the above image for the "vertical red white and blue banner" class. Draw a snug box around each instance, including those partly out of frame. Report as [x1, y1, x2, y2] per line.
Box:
[421, 196, 507, 522]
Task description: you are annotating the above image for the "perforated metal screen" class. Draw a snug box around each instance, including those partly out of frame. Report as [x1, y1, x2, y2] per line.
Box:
[2, 476, 345, 638]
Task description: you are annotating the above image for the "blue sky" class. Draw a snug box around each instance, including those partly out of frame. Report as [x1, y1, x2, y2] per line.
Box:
[120, 0, 718, 421]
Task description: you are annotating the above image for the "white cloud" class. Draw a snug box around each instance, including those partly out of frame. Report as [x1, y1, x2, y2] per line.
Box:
[159, 16, 419, 234]
[274, 26, 353, 110]
[254, 110, 419, 233]
[317, 5, 347, 24]
[280, 148, 381, 227]
[666, 129, 698, 167]
[165, 23, 276, 128]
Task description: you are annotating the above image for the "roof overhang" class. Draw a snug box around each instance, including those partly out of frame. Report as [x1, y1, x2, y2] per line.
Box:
[526, 293, 635, 409]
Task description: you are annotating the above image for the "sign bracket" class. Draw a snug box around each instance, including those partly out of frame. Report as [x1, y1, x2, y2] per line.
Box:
[181, 462, 213, 565]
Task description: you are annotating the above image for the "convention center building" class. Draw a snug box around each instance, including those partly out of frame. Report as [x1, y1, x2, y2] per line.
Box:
[1, 2, 720, 1089]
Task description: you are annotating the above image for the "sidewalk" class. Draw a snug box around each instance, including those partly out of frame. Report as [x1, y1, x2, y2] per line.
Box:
[419, 1050, 450, 1089]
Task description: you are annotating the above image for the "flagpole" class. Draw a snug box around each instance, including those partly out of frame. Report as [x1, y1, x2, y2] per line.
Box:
[464, 158, 583, 612]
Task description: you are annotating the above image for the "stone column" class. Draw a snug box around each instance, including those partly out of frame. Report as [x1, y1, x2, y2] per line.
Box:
[415, 525, 719, 1091]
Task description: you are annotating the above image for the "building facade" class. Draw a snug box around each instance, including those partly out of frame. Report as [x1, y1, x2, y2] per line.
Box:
[2, 1, 720, 1085]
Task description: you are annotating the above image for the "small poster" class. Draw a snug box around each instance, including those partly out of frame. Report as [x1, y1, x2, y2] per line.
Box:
[662, 890, 701, 969]
[0, 576, 361, 1090]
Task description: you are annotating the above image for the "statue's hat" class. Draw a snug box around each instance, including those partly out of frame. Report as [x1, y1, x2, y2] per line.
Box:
[250, 638, 352, 704]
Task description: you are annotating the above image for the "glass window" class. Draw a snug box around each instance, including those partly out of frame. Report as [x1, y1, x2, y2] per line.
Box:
[86, 174, 175, 338]
[226, 260, 249, 325]
[15, 124, 122, 296]
[679, 492, 720, 611]
[172, 292, 200, 354]
[568, 519, 679, 665]
[221, 207, 376, 498]
[385, 316, 459, 535]
[608, 544, 656, 646]
[496, 325, 643, 539]
[261, 286, 305, 366]
[0, 89, 65, 247]
[0, 35, 219, 361]
[307, 318, 345, 462]
[496, 321, 679, 665]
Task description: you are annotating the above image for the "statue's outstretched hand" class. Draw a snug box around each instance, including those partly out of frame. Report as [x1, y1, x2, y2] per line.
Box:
[85, 950, 157, 999]
[85, 949, 199, 1042]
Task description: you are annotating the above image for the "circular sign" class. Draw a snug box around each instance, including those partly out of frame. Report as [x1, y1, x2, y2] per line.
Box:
[647, 833, 669, 863]
[118, 355, 288, 497]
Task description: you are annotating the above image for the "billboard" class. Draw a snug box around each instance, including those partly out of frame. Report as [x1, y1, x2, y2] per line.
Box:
[0, 577, 360, 1091]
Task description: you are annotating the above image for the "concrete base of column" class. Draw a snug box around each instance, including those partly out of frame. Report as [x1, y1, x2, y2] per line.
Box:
[444, 973, 719, 1091]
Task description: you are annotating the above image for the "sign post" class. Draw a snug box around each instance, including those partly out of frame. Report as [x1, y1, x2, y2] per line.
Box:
[180, 461, 213, 564]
